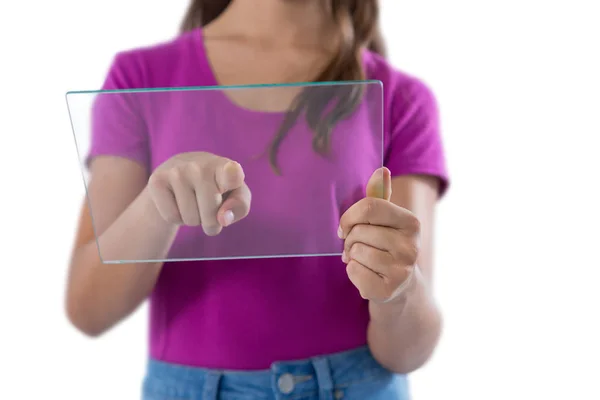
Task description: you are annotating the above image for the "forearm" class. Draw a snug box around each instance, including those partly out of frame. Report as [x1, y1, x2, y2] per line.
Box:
[94, 187, 178, 262]
[367, 266, 442, 374]
[67, 188, 178, 336]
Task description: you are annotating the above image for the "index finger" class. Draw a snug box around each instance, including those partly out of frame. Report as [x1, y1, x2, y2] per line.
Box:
[338, 197, 413, 239]
[211, 158, 245, 194]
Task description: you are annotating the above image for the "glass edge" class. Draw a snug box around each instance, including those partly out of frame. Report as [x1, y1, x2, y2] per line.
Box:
[65, 79, 383, 96]
[380, 81, 385, 171]
[100, 252, 343, 264]
[64, 91, 104, 260]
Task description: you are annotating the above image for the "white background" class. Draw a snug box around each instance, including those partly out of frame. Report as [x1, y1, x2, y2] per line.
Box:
[0, 1, 599, 399]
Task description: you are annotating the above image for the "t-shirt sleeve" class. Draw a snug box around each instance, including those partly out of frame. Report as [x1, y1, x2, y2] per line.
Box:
[384, 78, 449, 197]
[86, 52, 150, 171]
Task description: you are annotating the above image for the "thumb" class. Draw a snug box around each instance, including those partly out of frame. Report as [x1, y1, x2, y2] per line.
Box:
[365, 167, 392, 200]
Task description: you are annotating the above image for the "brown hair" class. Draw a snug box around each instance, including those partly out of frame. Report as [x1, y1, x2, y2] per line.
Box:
[181, 0, 385, 173]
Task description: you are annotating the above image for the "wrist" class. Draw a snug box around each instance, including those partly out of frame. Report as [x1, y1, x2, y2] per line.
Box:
[135, 187, 180, 234]
[368, 266, 424, 324]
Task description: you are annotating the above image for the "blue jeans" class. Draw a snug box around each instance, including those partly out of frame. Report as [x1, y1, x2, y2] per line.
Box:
[142, 346, 410, 400]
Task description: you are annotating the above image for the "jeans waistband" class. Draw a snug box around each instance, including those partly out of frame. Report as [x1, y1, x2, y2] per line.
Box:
[143, 346, 404, 400]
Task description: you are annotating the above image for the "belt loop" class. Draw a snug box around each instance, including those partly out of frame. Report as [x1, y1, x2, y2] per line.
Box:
[311, 357, 334, 400]
[201, 370, 222, 400]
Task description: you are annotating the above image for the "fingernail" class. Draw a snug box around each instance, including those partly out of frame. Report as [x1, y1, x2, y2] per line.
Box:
[225, 161, 244, 178]
[223, 210, 234, 226]
[342, 251, 348, 263]
[224, 161, 238, 171]
[204, 225, 221, 236]
[337, 225, 343, 239]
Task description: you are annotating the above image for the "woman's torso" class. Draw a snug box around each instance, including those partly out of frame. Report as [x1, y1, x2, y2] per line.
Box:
[103, 28, 412, 369]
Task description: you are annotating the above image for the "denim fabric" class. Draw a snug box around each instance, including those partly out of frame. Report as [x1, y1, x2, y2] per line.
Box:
[142, 346, 410, 400]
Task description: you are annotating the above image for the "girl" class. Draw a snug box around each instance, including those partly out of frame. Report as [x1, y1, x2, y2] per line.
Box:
[65, 0, 449, 399]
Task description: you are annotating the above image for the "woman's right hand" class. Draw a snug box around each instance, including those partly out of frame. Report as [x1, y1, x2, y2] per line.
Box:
[147, 152, 251, 236]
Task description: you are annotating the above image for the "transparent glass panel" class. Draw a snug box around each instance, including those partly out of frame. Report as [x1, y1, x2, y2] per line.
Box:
[66, 81, 383, 263]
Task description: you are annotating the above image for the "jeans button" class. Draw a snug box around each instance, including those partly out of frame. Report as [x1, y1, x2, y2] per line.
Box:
[277, 373, 295, 394]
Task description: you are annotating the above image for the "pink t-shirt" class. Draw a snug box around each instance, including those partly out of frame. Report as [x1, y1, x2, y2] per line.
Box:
[89, 28, 448, 369]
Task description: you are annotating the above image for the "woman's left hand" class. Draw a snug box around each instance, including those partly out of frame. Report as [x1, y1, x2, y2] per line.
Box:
[338, 168, 420, 304]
